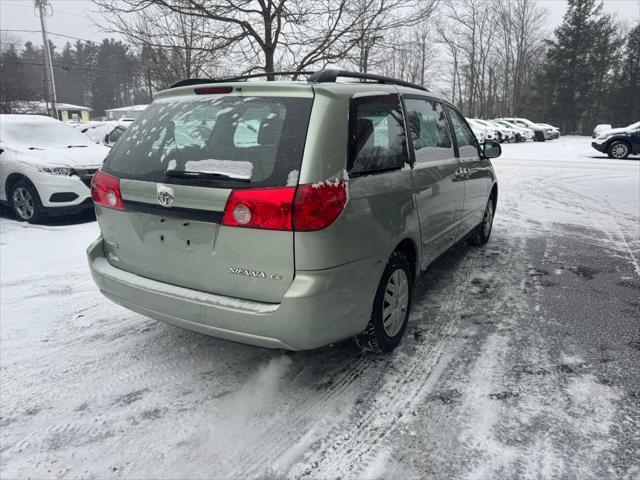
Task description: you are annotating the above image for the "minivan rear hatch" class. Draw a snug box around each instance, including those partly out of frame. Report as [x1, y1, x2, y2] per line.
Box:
[96, 84, 313, 303]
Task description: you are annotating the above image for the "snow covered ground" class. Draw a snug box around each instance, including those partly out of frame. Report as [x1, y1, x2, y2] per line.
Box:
[1, 136, 639, 479]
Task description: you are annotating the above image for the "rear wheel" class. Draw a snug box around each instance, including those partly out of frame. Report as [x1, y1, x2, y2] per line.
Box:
[470, 197, 494, 246]
[9, 179, 46, 223]
[607, 141, 630, 159]
[356, 251, 412, 353]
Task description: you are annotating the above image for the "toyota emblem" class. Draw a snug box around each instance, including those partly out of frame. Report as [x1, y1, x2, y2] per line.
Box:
[156, 184, 175, 208]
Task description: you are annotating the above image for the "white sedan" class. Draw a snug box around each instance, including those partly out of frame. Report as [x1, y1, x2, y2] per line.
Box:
[0, 115, 110, 223]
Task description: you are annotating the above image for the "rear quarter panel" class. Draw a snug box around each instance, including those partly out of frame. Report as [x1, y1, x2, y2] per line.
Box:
[295, 85, 421, 273]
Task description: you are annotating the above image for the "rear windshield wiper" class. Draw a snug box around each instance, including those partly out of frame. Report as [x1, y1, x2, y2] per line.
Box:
[165, 169, 251, 183]
[66, 145, 89, 148]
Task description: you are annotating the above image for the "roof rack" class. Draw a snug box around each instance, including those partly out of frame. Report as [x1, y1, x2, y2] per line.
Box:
[169, 71, 313, 88]
[169, 69, 428, 92]
[308, 69, 428, 92]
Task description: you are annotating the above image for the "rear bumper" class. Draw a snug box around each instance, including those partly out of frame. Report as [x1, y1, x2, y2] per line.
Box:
[87, 237, 381, 350]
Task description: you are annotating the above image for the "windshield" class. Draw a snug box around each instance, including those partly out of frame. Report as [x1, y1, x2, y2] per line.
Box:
[0, 119, 93, 149]
[103, 95, 313, 187]
[626, 121, 640, 130]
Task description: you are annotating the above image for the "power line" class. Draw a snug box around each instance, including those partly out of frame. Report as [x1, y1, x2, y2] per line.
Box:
[2, 60, 132, 76]
[0, 29, 100, 44]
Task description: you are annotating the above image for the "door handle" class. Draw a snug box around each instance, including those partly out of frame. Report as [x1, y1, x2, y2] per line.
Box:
[455, 167, 470, 178]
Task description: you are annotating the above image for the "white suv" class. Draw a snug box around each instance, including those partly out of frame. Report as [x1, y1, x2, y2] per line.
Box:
[0, 115, 110, 222]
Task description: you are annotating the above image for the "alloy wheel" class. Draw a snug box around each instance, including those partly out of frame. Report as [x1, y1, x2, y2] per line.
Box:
[611, 143, 628, 159]
[483, 201, 494, 237]
[382, 269, 409, 337]
[12, 187, 35, 220]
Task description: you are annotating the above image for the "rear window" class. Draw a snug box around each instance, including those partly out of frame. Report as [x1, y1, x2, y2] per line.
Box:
[102, 95, 313, 188]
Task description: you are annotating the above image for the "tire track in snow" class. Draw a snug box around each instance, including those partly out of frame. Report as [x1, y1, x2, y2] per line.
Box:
[309, 235, 529, 479]
[218, 249, 479, 479]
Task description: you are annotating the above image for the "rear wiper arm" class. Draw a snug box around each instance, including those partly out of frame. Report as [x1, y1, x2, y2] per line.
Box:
[165, 169, 251, 183]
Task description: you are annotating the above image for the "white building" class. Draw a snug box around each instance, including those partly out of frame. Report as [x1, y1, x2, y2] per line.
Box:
[13, 101, 92, 122]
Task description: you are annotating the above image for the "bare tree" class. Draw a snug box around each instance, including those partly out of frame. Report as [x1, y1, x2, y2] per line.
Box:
[93, 0, 438, 81]
[437, 0, 547, 117]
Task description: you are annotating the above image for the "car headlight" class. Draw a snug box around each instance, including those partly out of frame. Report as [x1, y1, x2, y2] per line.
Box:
[597, 133, 611, 140]
[38, 167, 74, 176]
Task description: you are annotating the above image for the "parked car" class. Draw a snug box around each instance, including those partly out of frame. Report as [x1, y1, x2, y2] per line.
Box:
[493, 119, 534, 141]
[593, 124, 612, 138]
[87, 70, 500, 353]
[538, 123, 560, 138]
[77, 121, 129, 147]
[470, 119, 514, 143]
[0, 115, 110, 222]
[498, 117, 552, 141]
[591, 121, 640, 159]
[467, 118, 499, 142]
[484, 119, 521, 142]
[470, 126, 486, 144]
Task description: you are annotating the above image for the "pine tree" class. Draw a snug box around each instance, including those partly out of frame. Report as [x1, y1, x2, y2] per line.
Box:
[534, 0, 621, 134]
[608, 24, 640, 126]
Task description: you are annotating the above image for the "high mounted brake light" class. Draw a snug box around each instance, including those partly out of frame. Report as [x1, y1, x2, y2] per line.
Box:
[221, 181, 347, 232]
[91, 170, 125, 210]
[194, 86, 233, 95]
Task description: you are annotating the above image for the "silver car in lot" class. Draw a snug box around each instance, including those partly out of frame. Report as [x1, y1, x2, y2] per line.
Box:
[88, 70, 500, 353]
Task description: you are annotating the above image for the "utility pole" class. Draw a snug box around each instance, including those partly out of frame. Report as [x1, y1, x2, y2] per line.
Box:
[35, 0, 57, 119]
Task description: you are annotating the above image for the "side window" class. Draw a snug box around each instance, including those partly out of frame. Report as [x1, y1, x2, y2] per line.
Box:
[446, 106, 476, 149]
[404, 98, 454, 162]
[349, 95, 408, 175]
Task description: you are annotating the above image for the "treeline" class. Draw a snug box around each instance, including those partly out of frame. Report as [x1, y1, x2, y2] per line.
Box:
[0, 0, 638, 133]
[0, 38, 148, 116]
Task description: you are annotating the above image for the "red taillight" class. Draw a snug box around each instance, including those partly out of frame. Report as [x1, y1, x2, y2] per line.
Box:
[221, 181, 347, 232]
[293, 181, 347, 231]
[194, 86, 233, 95]
[222, 186, 295, 230]
[91, 170, 125, 210]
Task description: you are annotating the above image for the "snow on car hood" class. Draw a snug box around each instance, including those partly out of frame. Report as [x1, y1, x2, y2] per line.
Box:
[598, 122, 640, 137]
[15, 144, 109, 168]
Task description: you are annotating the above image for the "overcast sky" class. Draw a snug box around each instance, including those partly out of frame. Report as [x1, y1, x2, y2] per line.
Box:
[1, 0, 639, 49]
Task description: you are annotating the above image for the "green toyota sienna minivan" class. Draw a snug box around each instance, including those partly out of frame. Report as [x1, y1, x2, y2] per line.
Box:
[87, 70, 500, 353]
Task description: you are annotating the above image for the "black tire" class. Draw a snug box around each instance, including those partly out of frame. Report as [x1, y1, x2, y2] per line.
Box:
[534, 131, 545, 142]
[607, 140, 630, 159]
[470, 197, 495, 246]
[9, 178, 47, 223]
[355, 251, 413, 354]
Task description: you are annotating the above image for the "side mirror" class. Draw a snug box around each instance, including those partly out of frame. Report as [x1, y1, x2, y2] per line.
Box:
[482, 140, 501, 159]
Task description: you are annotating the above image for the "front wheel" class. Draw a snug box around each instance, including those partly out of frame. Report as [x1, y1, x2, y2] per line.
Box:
[607, 141, 630, 159]
[9, 179, 47, 223]
[355, 251, 412, 353]
[470, 198, 494, 246]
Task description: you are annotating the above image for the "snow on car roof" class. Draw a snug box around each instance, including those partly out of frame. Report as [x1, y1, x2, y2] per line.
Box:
[0, 114, 61, 124]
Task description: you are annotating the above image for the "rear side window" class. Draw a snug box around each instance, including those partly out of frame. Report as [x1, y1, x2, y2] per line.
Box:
[103, 95, 312, 188]
[404, 98, 453, 162]
[446, 106, 476, 149]
[349, 95, 408, 175]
